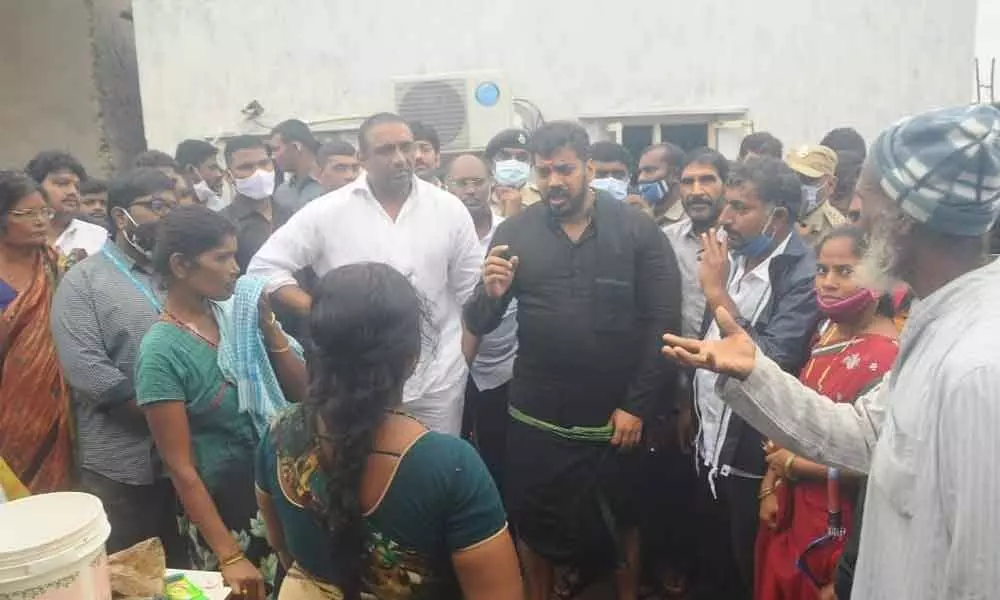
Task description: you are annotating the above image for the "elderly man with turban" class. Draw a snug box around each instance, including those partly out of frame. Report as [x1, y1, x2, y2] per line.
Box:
[661, 103, 1000, 600]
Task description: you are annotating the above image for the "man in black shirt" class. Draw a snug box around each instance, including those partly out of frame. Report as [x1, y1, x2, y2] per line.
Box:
[464, 121, 682, 600]
[220, 135, 284, 273]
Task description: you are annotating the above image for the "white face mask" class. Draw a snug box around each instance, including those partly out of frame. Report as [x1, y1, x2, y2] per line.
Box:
[591, 177, 629, 201]
[193, 180, 218, 204]
[233, 169, 276, 200]
[494, 159, 531, 188]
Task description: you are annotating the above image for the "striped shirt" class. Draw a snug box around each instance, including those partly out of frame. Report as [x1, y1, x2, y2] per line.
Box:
[50, 242, 165, 485]
[717, 258, 1000, 599]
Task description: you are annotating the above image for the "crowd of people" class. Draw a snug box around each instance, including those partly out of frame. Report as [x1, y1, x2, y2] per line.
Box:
[0, 102, 999, 600]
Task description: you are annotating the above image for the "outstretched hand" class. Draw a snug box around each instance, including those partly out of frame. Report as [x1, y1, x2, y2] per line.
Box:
[661, 307, 757, 380]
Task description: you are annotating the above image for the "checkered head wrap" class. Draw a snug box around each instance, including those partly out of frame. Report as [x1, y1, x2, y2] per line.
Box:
[871, 104, 1000, 236]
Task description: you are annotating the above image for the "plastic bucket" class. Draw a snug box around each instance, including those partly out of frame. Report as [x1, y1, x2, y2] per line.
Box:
[0, 492, 112, 600]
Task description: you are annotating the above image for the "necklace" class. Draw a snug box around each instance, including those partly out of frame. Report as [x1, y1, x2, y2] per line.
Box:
[802, 323, 861, 392]
[162, 310, 219, 348]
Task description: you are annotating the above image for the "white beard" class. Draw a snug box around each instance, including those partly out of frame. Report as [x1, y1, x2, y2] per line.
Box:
[856, 232, 900, 294]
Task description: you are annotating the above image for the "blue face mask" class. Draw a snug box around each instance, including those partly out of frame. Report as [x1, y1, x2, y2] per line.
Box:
[591, 177, 629, 201]
[731, 211, 776, 258]
[494, 160, 531, 188]
[638, 180, 668, 204]
[801, 184, 822, 216]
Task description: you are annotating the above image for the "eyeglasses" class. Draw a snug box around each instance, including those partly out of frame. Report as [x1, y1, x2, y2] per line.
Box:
[447, 177, 488, 190]
[8, 207, 55, 221]
[132, 195, 178, 216]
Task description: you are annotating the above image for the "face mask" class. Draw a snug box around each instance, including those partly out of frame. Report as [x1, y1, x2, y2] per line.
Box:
[731, 210, 776, 258]
[591, 177, 629, 201]
[193, 180, 218, 205]
[233, 169, 276, 200]
[801, 184, 822, 216]
[494, 160, 531, 188]
[120, 210, 157, 259]
[818, 288, 879, 323]
[638, 180, 668, 204]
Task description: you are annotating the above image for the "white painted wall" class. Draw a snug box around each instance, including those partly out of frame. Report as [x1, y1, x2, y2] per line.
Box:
[133, 0, 975, 153]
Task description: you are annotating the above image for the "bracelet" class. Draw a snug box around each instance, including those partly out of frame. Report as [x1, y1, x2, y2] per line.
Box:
[784, 454, 798, 480]
[758, 486, 774, 500]
[268, 342, 291, 353]
[219, 551, 246, 568]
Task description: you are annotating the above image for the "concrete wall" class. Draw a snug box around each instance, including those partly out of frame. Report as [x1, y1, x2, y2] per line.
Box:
[0, 0, 144, 175]
[90, 0, 146, 170]
[0, 0, 104, 172]
[134, 0, 976, 152]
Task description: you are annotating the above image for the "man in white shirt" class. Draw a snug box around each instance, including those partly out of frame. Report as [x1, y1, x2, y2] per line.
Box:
[447, 153, 518, 488]
[248, 113, 482, 435]
[692, 156, 819, 598]
[662, 104, 1000, 600]
[25, 150, 107, 261]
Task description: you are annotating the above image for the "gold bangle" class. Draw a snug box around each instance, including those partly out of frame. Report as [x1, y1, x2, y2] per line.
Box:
[219, 551, 246, 568]
[758, 486, 774, 500]
[784, 454, 797, 480]
[268, 342, 291, 353]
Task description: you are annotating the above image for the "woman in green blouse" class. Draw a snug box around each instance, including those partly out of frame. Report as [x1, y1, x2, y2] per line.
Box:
[136, 206, 307, 600]
[255, 262, 523, 600]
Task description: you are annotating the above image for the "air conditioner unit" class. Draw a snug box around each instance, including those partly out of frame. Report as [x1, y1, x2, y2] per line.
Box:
[393, 72, 512, 153]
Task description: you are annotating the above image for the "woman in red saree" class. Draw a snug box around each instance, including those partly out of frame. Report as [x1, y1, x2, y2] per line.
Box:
[754, 226, 899, 600]
[0, 170, 72, 494]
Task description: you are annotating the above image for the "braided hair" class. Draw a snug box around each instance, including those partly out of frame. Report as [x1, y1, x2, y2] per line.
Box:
[305, 262, 423, 599]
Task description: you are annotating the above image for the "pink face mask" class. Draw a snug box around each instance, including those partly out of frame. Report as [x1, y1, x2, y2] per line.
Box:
[817, 288, 879, 322]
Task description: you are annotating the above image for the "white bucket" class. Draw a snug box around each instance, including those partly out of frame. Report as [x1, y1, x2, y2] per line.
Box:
[0, 492, 112, 600]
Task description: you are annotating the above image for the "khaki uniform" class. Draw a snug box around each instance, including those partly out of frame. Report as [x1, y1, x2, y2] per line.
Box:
[797, 200, 846, 247]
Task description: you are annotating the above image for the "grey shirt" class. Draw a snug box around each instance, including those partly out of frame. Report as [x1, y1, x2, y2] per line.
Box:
[50, 242, 164, 485]
[273, 173, 326, 218]
[718, 258, 1000, 599]
[663, 219, 705, 338]
[470, 217, 518, 391]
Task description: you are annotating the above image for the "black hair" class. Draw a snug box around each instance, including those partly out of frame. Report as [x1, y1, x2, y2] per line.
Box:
[152, 205, 237, 278]
[223, 135, 267, 167]
[0, 170, 42, 217]
[727, 155, 803, 216]
[24, 150, 87, 184]
[133, 150, 179, 172]
[318, 140, 357, 163]
[816, 224, 867, 258]
[271, 119, 321, 154]
[738, 132, 783, 159]
[589, 141, 633, 167]
[79, 178, 108, 196]
[357, 113, 408, 155]
[306, 263, 423, 600]
[820, 127, 867, 159]
[408, 121, 441, 154]
[175, 139, 219, 169]
[682, 147, 731, 183]
[106, 168, 176, 237]
[640, 142, 687, 171]
[816, 225, 895, 318]
[833, 150, 864, 202]
[531, 120, 590, 161]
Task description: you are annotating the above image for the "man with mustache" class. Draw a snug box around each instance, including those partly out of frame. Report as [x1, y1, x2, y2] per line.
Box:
[662, 104, 1000, 600]
[690, 155, 820, 598]
[50, 167, 185, 565]
[447, 154, 518, 492]
[664, 148, 730, 339]
[464, 121, 681, 600]
[410, 120, 443, 186]
[249, 113, 482, 435]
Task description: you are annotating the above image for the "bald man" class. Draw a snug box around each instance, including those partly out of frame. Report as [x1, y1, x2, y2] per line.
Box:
[447, 154, 517, 490]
